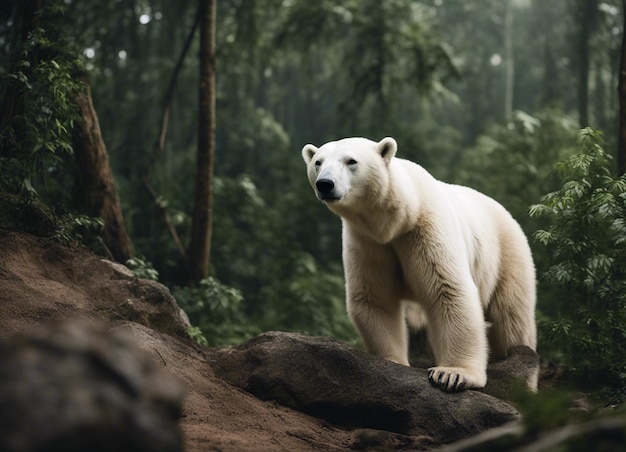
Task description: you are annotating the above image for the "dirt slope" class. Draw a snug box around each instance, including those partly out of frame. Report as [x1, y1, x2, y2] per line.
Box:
[0, 231, 354, 451]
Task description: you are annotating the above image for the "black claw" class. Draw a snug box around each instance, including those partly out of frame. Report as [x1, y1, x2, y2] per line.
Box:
[427, 370, 470, 392]
[450, 374, 459, 390]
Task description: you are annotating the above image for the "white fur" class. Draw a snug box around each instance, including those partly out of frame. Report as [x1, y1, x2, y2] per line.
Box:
[302, 137, 537, 392]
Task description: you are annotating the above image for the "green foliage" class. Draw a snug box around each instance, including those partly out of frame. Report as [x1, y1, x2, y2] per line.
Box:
[0, 23, 82, 196]
[52, 213, 104, 247]
[530, 128, 626, 388]
[125, 257, 160, 281]
[455, 110, 578, 228]
[274, 0, 457, 135]
[262, 252, 357, 343]
[210, 174, 357, 343]
[186, 325, 209, 348]
[513, 387, 589, 435]
[172, 277, 259, 348]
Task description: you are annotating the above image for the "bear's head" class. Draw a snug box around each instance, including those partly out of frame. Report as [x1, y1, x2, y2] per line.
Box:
[301, 137, 397, 211]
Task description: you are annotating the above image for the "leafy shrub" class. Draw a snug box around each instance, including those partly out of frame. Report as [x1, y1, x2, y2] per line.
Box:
[0, 26, 81, 196]
[185, 325, 209, 348]
[125, 257, 160, 281]
[209, 175, 356, 343]
[52, 213, 104, 247]
[172, 277, 259, 347]
[530, 128, 626, 388]
[261, 252, 358, 344]
[455, 109, 578, 229]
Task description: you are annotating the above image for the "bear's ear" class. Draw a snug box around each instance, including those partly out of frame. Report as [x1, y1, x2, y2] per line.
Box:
[302, 144, 319, 165]
[377, 137, 397, 164]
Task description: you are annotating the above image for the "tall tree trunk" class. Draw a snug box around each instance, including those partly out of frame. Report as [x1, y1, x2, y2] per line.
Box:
[73, 81, 134, 263]
[504, 0, 514, 123]
[187, 0, 217, 286]
[143, 13, 201, 264]
[618, 0, 626, 176]
[576, 0, 596, 128]
[0, 0, 40, 157]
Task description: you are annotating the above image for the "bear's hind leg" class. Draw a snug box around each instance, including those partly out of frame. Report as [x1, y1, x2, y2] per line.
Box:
[486, 271, 538, 391]
[486, 270, 537, 361]
[486, 230, 537, 361]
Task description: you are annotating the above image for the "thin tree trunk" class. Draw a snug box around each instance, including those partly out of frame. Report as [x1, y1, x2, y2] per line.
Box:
[143, 10, 201, 264]
[618, 0, 626, 176]
[187, 0, 216, 286]
[504, 0, 514, 123]
[576, 0, 595, 128]
[73, 81, 134, 263]
[0, 0, 40, 157]
[147, 11, 201, 174]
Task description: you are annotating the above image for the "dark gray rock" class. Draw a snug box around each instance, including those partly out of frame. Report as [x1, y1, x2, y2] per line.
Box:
[483, 345, 539, 399]
[0, 321, 185, 452]
[211, 331, 520, 445]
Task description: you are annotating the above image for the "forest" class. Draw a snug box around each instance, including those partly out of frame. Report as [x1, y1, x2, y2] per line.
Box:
[2, 0, 626, 404]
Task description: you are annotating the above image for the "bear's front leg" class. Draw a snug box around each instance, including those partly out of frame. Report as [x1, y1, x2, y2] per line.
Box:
[348, 298, 409, 366]
[425, 291, 488, 392]
[343, 236, 408, 366]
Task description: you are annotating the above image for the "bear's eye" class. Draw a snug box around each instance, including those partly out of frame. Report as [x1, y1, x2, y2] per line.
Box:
[347, 159, 358, 166]
[314, 160, 321, 167]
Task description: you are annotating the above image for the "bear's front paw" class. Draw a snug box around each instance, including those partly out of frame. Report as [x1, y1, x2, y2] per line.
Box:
[427, 366, 486, 392]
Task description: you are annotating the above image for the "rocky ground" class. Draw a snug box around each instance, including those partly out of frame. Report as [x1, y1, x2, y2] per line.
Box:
[1, 229, 624, 451]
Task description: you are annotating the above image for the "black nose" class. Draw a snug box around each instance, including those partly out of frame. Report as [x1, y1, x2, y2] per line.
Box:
[316, 178, 335, 195]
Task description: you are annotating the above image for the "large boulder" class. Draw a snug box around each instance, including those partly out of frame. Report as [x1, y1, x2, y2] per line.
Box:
[211, 332, 521, 445]
[0, 321, 185, 452]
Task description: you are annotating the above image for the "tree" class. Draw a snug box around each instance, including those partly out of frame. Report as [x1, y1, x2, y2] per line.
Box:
[575, 0, 598, 128]
[504, 0, 514, 122]
[619, 0, 626, 175]
[187, 0, 217, 286]
[0, 0, 133, 264]
[72, 78, 134, 262]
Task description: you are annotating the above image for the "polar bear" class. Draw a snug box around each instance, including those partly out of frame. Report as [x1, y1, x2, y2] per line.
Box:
[301, 137, 537, 392]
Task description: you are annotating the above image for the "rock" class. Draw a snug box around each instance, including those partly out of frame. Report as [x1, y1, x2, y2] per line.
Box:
[211, 332, 519, 445]
[483, 345, 539, 399]
[0, 321, 185, 452]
